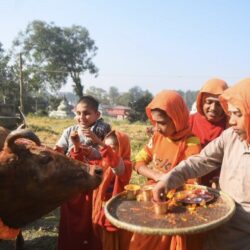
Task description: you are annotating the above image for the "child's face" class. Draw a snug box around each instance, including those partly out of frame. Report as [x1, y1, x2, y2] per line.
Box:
[75, 103, 100, 128]
[105, 137, 119, 153]
[151, 110, 176, 137]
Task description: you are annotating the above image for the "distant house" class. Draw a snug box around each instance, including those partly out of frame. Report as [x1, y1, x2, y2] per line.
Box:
[105, 105, 131, 120]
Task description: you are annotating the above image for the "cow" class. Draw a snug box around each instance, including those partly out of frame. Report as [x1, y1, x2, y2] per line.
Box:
[0, 126, 10, 150]
[0, 129, 103, 249]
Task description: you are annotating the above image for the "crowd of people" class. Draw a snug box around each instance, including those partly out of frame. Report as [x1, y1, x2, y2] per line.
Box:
[53, 77, 250, 250]
[3, 77, 248, 250]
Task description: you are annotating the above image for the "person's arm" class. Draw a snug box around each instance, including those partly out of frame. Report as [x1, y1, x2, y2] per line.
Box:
[153, 133, 225, 201]
[54, 127, 71, 154]
[54, 145, 64, 154]
[134, 136, 163, 182]
[69, 131, 101, 160]
[137, 165, 163, 182]
[99, 145, 125, 175]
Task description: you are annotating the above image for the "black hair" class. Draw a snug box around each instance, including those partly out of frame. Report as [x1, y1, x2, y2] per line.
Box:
[77, 95, 99, 111]
[151, 108, 168, 117]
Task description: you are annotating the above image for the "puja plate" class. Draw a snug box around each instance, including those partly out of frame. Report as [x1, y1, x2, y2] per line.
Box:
[174, 189, 215, 204]
[104, 184, 235, 235]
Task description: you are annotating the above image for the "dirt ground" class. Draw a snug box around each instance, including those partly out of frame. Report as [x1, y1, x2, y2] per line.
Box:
[0, 209, 59, 250]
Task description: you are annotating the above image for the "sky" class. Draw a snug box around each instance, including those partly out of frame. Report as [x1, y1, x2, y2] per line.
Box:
[1, 0, 250, 95]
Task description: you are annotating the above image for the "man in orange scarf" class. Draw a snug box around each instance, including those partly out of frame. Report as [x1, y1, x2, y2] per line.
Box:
[189, 79, 228, 186]
[153, 78, 250, 250]
[129, 90, 201, 250]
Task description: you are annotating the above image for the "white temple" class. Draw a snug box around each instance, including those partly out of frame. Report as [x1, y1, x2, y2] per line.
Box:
[190, 101, 197, 114]
[49, 97, 75, 118]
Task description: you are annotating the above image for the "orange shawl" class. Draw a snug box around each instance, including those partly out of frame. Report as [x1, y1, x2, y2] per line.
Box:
[220, 78, 250, 143]
[196, 78, 228, 115]
[190, 79, 228, 186]
[146, 90, 193, 168]
[0, 218, 20, 240]
[130, 91, 201, 250]
[92, 131, 132, 231]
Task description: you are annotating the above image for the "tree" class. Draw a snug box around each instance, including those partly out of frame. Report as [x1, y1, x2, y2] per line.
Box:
[128, 90, 153, 122]
[85, 86, 109, 104]
[128, 86, 144, 104]
[12, 20, 98, 99]
[0, 43, 19, 106]
[108, 86, 120, 105]
[117, 92, 130, 106]
[177, 90, 198, 109]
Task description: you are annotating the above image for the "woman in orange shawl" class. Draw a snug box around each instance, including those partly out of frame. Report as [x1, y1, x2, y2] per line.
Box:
[91, 130, 133, 250]
[189, 78, 228, 186]
[129, 90, 201, 250]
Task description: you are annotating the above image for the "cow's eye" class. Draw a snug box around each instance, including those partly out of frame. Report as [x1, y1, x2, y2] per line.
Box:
[39, 152, 53, 164]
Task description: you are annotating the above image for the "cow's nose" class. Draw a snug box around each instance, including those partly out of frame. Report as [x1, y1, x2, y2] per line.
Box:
[94, 167, 103, 176]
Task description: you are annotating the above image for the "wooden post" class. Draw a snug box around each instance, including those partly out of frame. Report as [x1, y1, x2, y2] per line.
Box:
[19, 53, 24, 113]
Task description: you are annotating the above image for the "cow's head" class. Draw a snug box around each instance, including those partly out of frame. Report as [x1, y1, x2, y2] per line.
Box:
[0, 129, 102, 228]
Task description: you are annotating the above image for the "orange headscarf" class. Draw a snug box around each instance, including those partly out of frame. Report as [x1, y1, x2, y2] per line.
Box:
[219, 78, 250, 143]
[146, 90, 195, 169]
[116, 131, 131, 161]
[0, 218, 20, 240]
[146, 90, 191, 141]
[196, 78, 228, 115]
[92, 130, 132, 231]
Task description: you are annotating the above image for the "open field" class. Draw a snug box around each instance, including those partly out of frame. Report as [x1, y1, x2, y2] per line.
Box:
[0, 116, 149, 250]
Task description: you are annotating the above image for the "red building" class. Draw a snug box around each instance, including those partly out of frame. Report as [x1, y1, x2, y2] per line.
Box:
[105, 105, 131, 120]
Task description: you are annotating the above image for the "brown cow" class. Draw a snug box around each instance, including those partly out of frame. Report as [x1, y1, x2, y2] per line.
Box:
[0, 129, 102, 248]
[0, 126, 10, 150]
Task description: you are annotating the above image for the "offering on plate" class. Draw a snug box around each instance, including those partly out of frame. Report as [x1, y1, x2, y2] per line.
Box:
[141, 185, 154, 201]
[152, 199, 168, 215]
[174, 188, 214, 204]
[124, 184, 140, 200]
[105, 184, 236, 235]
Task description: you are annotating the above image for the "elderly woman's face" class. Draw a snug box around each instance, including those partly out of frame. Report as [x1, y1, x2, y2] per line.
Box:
[202, 93, 225, 123]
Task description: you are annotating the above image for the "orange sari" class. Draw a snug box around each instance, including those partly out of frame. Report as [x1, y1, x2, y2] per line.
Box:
[189, 78, 228, 186]
[92, 131, 133, 250]
[130, 90, 201, 250]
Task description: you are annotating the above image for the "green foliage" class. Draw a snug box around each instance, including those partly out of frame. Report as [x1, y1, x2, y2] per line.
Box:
[0, 43, 19, 106]
[11, 20, 98, 99]
[128, 90, 153, 122]
[85, 86, 109, 104]
[177, 89, 198, 109]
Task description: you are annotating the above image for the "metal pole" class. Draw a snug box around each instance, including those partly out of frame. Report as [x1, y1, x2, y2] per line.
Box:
[19, 53, 24, 113]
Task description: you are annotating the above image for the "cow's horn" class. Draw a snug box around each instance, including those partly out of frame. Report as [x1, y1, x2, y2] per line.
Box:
[5, 129, 41, 152]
